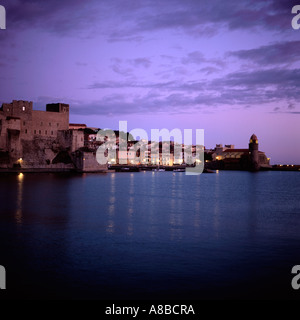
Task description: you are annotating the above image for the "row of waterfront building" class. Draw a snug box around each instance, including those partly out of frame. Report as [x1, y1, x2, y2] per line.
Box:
[0, 100, 271, 172]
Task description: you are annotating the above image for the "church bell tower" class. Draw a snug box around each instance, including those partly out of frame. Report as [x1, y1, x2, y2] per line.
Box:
[249, 134, 259, 171]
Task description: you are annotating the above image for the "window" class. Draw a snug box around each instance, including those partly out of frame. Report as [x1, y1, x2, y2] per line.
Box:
[51, 131, 53, 135]
[49, 123, 51, 127]
[34, 130, 36, 134]
[57, 123, 59, 127]
[45, 130, 47, 135]
[25, 129, 27, 134]
[23, 121, 26, 126]
[22, 107, 25, 111]
[39, 130, 41, 134]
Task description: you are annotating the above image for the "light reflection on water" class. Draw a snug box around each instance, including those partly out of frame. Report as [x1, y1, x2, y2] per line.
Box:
[0, 170, 300, 299]
[15, 173, 24, 225]
[106, 172, 116, 234]
[127, 173, 134, 237]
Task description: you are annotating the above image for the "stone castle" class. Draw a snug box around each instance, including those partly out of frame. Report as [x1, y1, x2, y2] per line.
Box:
[0, 100, 107, 172]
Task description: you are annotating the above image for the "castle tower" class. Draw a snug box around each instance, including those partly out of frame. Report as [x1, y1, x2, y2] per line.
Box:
[249, 134, 259, 171]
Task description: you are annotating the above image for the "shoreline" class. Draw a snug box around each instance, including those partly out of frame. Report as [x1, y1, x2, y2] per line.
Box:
[0, 164, 299, 174]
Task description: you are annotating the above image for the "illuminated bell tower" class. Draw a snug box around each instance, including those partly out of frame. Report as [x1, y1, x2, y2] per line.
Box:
[249, 134, 259, 171]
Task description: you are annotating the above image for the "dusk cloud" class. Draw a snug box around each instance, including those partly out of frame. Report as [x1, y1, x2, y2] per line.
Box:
[87, 68, 300, 109]
[129, 58, 152, 69]
[1, 0, 300, 163]
[228, 41, 300, 66]
[1, 0, 296, 40]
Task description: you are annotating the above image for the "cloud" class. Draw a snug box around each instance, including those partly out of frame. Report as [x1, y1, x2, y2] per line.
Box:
[87, 80, 179, 90]
[228, 41, 300, 66]
[207, 68, 300, 105]
[1, 0, 296, 40]
[211, 68, 300, 89]
[287, 103, 295, 109]
[182, 51, 205, 65]
[1, 0, 105, 36]
[129, 58, 152, 69]
[182, 51, 225, 69]
[111, 65, 133, 77]
[69, 93, 193, 117]
[109, 57, 151, 78]
[199, 66, 221, 75]
[107, 0, 297, 41]
[85, 67, 300, 115]
[89, 68, 300, 98]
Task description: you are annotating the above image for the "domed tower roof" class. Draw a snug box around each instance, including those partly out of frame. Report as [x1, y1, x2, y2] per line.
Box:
[250, 134, 257, 140]
[249, 134, 258, 144]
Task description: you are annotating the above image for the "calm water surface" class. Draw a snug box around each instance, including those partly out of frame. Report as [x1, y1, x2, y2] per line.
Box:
[0, 170, 300, 299]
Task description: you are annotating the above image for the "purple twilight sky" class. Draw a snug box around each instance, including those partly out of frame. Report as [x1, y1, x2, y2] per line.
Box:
[0, 0, 300, 164]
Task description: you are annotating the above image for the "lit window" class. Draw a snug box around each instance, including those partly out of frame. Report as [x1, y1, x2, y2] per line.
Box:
[22, 107, 25, 111]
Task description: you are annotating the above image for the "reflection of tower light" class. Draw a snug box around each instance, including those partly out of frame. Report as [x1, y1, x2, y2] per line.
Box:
[106, 173, 116, 234]
[16, 173, 24, 224]
[127, 173, 134, 236]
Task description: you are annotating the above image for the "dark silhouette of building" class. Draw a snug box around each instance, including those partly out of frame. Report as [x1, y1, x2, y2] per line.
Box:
[209, 134, 270, 171]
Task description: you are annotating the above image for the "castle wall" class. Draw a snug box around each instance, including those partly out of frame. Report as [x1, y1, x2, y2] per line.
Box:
[0, 100, 72, 167]
[0, 100, 106, 172]
[57, 129, 84, 152]
[30, 110, 69, 139]
[73, 150, 108, 172]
